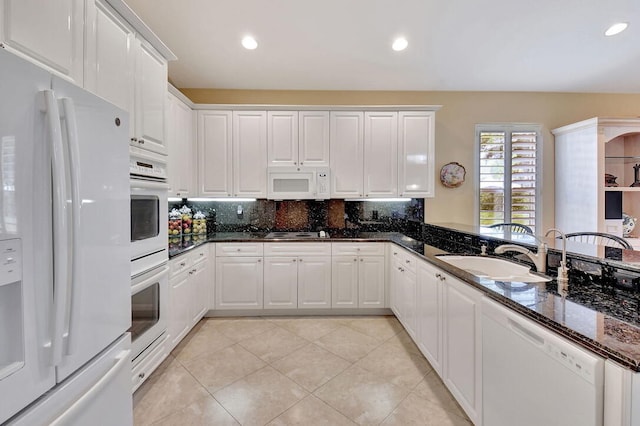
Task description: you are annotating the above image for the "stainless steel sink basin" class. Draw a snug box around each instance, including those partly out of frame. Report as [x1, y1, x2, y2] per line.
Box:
[436, 255, 551, 283]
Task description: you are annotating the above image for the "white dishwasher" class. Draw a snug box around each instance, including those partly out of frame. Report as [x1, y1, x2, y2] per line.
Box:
[482, 298, 604, 426]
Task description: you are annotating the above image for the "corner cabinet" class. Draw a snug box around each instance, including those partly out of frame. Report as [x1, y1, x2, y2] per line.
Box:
[553, 117, 640, 237]
[0, 0, 84, 85]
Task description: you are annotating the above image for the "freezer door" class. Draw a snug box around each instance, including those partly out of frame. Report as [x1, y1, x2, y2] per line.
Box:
[7, 334, 133, 426]
[0, 49, 56, 424]
[50, 77, 131, 381]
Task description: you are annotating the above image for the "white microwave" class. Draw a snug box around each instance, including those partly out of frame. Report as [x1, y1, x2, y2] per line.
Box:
[267, 167, 330, 200]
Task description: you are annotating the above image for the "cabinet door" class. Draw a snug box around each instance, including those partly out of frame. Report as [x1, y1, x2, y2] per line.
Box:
[263, 257, 298, 309]
[358, 256, 385, 308]
[233, 111, 267, 197]
[299, 111, 330, 167]
[389, 257, 403, 318]
[84, 0, 134, 113]
[267, 111, 298, 167]
[1, 0, 83, 85]
[442, 273, 482, 424]
[401, 268, 417, 339]
[331, 256, 358, 308]
[198, 111, 232, 197]
[190, 260, 209, 326]
[215, 257, 263, 309]
[168, 271, 191, 352]
[298, 256, 331, 309]
[398, 111, 435, 198]
[133, 37, 168, 154]
[330, 112, 364, 198]
[416, 262, 442, 374]
[167, 93, 194, 197]
[364, 112, 398, 197]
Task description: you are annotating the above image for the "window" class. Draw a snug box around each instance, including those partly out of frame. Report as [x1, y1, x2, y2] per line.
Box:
[476, 124, 541, 233]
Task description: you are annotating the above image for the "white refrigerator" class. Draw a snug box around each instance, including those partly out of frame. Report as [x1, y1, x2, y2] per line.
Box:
[0, 49, 132, 424]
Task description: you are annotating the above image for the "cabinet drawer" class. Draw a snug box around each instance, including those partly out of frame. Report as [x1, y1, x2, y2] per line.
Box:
[190, 245, 209, 264]
[170, 255, 192, 277]
[132, 335, 167, 393]
[216, 242, 264, 256]
[332, 242, 385, 256]
[264, 242, 331, 257]
[389, 246, 417, 273]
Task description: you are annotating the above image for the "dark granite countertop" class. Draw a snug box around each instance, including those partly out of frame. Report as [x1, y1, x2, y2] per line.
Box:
[168, 231, 640, 372]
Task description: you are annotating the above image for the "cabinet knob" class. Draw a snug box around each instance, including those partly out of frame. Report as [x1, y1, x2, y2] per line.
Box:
[354, 258, 357, 262]
[293, 259, 297, 262]
[180, 262, 186, 267]
[299, 258, 303, 262]
[138, 372, 145, 379]
[139, 139, 145, 144]
[405, 260, 411, 264]
[360, 258, 363, 262]
[300, 162, 304, 165]
[294, 162, 297, 165]
[258, 259, 262, 262]
[200, 253, 204, 256]
[237, 248, 241, 251]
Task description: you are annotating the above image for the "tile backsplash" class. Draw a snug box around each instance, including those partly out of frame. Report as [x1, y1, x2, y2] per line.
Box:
[169, 198, 424, 237]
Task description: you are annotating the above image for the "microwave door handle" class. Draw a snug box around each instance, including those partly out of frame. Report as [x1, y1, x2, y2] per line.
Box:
[60, 97, 82, 357]
[43, 90, 71, 366]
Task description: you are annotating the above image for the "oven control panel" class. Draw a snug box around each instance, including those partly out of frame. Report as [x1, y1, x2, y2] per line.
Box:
[129, 146, 168, 180]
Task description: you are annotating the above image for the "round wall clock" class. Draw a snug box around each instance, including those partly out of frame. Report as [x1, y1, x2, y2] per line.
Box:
[440, 162, 466, 188]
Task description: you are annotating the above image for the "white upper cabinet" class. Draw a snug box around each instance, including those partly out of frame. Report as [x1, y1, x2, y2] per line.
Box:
[233, 111, 267, 198]
[364, 112, 398, 197]
[268, 111, 329, 168]
[132, 37, 168, 155]
[267, 111, 298, 167]
[0, 0, 84, 85]
[167, 92, 195, 198]
[330, 111, 364, 198]
[299, 111, 330, 167]
[197, 110, 233, 197]
[84, 0, 134, 113]
[398, 111, 435, 198]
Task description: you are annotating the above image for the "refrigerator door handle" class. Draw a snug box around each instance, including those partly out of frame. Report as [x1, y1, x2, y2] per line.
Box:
[43, 90, 71, 367]
[60, 97, 82, 357]
[48, 349, 131, 426]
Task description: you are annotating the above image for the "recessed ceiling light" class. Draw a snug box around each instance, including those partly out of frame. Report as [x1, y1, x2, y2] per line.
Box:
[392, 37, 408, 51]
[241, 36, 258, 50]
[605, 22, 628, 36]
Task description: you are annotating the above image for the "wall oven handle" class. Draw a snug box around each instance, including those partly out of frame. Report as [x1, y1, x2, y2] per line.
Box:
[130, 179, 169, 191]
[60, 97, 82, 357]
[43, 90, 70, 367]
[131, 265, 170, 295]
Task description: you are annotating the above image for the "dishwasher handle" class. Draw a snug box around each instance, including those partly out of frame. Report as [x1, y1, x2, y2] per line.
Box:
[507, 318, 545, 346]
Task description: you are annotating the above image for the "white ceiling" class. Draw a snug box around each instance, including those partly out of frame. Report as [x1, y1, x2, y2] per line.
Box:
[124, 0, 640, 93]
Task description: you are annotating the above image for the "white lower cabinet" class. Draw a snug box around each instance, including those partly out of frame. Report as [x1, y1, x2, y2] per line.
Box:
[215, 242, 264, 310]
[441, 272, 482, 425]
[167, 245, 210, 352]
[264, 257, 298, 309]
[389, 246, 417, 338]
[263, 243, 332, 309]
[416, 260, 442, 375]
[331, 243, 385, 309]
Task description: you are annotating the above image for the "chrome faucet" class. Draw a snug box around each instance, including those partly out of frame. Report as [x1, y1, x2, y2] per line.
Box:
[545, 228, 570, 291]
[494, 241, 548, 273]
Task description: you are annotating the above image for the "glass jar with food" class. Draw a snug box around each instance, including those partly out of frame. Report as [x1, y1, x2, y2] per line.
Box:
[168, 208, 182, 236]
[180, 205, 193, 235]
[193, 211, 207, 234]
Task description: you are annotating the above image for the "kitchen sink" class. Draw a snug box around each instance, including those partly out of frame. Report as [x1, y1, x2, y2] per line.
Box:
[436, 255, 551, 283]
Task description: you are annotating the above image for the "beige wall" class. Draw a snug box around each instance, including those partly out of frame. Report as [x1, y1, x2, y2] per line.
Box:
[180, 88, 640, 231]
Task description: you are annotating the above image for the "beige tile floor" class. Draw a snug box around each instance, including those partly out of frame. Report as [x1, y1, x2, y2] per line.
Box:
[133, 316, 472, 426]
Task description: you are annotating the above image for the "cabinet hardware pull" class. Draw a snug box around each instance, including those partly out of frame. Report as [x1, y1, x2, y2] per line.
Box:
[138, 372, 145, 379]
[405, 260, 410, 264]
[293, 259, 297, 262]
[360, 259, 363, 262]
[139, 139, 145, 144]
[258, 259, 262, 262]
[180, 262, 186, 267]
[130, 137, 137, 142]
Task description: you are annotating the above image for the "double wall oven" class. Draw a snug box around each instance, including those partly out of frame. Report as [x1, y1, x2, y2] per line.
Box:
[129, 147, 169, 365]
